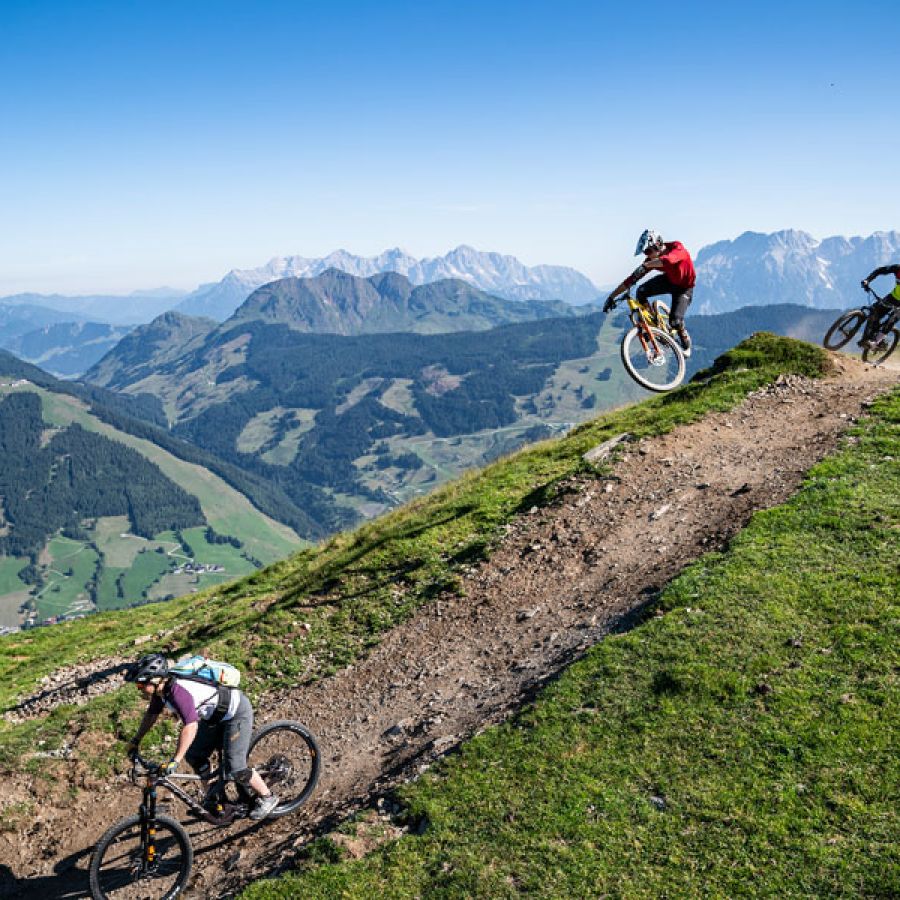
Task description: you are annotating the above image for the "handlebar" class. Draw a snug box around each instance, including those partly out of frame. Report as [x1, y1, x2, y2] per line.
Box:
[128, 750, 201, 783]
[129, 750, 160, 777]
[863, 283, 887, 303]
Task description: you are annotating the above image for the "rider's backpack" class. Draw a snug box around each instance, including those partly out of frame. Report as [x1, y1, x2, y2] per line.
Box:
[170, 654, 241, 688]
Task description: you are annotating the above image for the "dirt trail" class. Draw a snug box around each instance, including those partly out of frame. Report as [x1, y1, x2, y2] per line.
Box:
[1, 356, 896, 899]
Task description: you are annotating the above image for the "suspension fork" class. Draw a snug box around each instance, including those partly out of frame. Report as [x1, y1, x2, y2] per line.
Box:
[634, 315, 663, 358]
[627, 297, 664, 358]
[139, 783, 159, 871]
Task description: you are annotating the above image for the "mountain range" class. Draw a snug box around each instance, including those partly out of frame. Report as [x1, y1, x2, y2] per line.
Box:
[177, 245, 600, 320]
[0, 288, 185, 325]
[87, 272, 580, 392]
[3, 230, 898, 379]
[694, 230, 900, 312]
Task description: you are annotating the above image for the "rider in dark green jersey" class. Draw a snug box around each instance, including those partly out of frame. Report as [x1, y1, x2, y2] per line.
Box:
[860, 264, 900, 349]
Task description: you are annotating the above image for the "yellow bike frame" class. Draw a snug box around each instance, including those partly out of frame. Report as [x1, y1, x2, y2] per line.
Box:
[624, 294, 671, 359]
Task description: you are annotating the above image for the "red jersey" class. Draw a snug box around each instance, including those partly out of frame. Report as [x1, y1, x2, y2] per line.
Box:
[659, 242, 696, 289]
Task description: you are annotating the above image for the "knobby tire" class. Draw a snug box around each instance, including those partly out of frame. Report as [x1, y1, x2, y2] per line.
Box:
[861, 327, 899, 365]
[248, 720, 321, 817]
[89, 813, 192, 900]
[823, 309, 866, 350]
[621, 325, 686, 392]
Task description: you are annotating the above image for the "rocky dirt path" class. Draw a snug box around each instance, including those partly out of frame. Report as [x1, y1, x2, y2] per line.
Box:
[1, 356, 896, 899]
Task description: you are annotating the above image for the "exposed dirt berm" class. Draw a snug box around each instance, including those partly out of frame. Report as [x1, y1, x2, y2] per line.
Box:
[1, 355, 896, 899]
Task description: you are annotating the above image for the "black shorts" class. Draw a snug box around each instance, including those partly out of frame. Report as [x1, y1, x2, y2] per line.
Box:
[636, 274, 694, 329]
[185, 692, 253, 780]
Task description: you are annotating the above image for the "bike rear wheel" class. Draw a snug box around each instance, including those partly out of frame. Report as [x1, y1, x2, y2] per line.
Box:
[621, 325, 685, 392]
[248, 720, 321, 817]
[89, 813, 192, 900]
[861, 328, 899, 365]
[823, 309, 866, 350]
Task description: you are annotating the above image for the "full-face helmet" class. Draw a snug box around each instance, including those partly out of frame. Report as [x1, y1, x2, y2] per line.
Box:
[635, 229, 664, 256]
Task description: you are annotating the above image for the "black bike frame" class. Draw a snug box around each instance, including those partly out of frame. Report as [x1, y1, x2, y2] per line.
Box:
[862, 285, 900, 337]
[132, 754, 246, 829]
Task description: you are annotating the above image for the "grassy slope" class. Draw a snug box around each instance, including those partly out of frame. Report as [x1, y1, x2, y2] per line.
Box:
[0, 334, 830, 770]
[242, 390, 899, 898]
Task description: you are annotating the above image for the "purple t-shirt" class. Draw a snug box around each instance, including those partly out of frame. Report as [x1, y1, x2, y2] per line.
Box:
[151, 677, 240, 722]
[149, 681, 199, 724]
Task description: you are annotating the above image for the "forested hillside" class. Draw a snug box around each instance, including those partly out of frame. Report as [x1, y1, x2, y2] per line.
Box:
[0, 392, 202, 559]
[0, 350, 316, 536]
[0, 370, 303, 630]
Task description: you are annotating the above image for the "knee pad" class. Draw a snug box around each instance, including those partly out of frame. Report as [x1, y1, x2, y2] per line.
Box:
[232, 767, 254, 787]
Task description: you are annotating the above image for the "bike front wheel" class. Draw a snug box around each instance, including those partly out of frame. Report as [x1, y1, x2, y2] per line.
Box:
[248, 720, 321, 817]
[621, 325, 685, 392]
[862, 328, 899, 365]
[823, 309, 866, 350]
[89, 813, 193, 900]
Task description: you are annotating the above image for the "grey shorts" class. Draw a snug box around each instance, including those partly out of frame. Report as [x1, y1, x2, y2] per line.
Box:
[185, 691, 253, 779]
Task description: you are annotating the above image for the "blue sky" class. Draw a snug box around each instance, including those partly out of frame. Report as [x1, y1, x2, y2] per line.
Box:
[1, 0, 896, 294]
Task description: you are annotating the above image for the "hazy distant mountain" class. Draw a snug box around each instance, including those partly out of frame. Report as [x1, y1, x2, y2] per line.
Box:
[695, 230, 900, 313]
[0, 288, 186, 325]
[3, 321, 133, 378]
[0, 302, 81, 341]
[177, 246, 599, 320]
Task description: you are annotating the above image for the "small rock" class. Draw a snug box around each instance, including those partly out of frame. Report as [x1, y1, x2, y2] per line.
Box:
[649, 504, 671, 521]
[649, 795, 667, 811]
[517, 607, 541, 622]
[430, 735, 457, 754]
[383, 722, 408, 739]
[582, 432, 631, 464]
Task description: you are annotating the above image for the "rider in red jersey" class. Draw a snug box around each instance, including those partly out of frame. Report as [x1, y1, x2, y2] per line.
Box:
[604, 229, 696, 357]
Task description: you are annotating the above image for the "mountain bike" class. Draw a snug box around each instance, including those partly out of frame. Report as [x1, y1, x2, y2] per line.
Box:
[89, 720, 320, 900]
[612, 293, 686, 392]
[822, 284, 900, 365]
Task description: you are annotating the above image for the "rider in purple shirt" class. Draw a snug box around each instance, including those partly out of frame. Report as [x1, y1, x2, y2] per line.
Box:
[125, 653, 279, 820]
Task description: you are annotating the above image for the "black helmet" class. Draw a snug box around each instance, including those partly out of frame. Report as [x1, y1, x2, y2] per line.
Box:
[125, 653, 169, 683]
